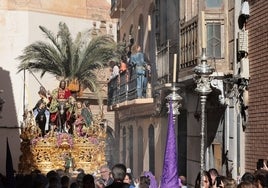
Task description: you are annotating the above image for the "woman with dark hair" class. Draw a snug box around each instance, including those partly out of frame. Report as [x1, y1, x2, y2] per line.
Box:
[123, 173, 135, 188]
[195, 171, 213, 188]
[82, 174, 95, 188]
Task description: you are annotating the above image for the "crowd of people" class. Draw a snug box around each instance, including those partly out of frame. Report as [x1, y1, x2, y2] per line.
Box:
[0, 163, 154, 188]
[2, 158, 268, 188]
[31, 80, 93, 137]
[194, 159, 268, 188]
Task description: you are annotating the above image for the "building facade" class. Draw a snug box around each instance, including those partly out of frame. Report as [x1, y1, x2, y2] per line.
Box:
[109, 0, 248, 185]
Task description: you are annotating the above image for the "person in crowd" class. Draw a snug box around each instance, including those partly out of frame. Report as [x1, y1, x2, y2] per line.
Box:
[241, 172, 255, 184]
[95, 178, 105, 188]
[99, 165, 113, 187]
[138, 176, 150, 188]
[106, 163, 130, 188]
[109, 61, 120, 81]
[237, 180, 257, 188]
[123, 173, 135, 188]
[221, 176, 237, 188]
[180, 175, 187, 188]
[209, 168, 219, 187]
[195, 171, 212, 188]
[61, 175, 70, 188]
[143, 171, 158, 188]
[82, 174, 95, 188]
[130, 44, 147, 98]
[33, 86, 50, 136]
[46, 170, 60, 188]
[254, 169, 268, 188]
[75, 172, 85, 188]
[214, 175, 224, 188]
[49, 80, 73, 132]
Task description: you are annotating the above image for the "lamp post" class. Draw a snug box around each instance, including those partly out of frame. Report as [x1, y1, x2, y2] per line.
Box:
[194, 47, 214, 185]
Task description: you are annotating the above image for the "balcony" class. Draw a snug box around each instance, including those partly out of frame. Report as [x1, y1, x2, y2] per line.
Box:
[107, 67, 154, 111]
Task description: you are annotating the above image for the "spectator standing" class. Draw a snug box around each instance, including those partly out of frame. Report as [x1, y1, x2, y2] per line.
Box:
[95, 178, 105, 188]
[82, 174, 95, 188]
[209, 168, 219, 187]
[179, 175, 187, 188]
[123, 173, 135, 188]
[138, 176, 150, 188]
[99, 165, 113, 187]
[119, 55, 128, 73]
[130, 44, 146, 98]
[109, 61, 119, 80]
[106, 163, 129, 188]
[61, 175, 70, 188]
[195, 171, 212, 188]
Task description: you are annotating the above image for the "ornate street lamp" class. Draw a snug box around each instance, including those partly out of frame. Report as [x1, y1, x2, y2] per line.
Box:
[194, 47, 214, 184]
[194, 11, 215, 186]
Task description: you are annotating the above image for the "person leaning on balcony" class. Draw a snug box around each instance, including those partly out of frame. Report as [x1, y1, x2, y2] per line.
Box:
[130, 44, 147, 98]
[109, 60, 119, 81]
[119, 55, 128, 73]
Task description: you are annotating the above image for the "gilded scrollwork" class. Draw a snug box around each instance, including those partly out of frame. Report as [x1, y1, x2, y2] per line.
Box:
[19, 111, 107, 174]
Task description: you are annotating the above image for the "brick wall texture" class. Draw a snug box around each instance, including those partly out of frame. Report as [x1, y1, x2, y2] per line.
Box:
[246, 0, 268, 172]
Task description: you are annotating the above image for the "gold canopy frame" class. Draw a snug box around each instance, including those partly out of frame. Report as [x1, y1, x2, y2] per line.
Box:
[18, 111, 107, 175]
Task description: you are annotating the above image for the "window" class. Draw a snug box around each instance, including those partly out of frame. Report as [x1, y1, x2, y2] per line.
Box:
[206, 0, 222, 8]
[148, 125, 155, 174]
[207, 23, 221, 58]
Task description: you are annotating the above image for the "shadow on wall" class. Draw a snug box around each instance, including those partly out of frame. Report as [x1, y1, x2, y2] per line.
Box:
[0, 67, 21, 175]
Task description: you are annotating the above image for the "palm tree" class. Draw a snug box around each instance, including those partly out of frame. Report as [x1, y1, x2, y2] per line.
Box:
[17, 22, 123, 103]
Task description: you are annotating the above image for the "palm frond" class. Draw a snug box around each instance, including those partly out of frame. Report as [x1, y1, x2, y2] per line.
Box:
[17, 22, 124, 101]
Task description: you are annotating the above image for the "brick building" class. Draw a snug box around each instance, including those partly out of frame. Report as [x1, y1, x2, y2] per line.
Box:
[246, 0, 268, 171]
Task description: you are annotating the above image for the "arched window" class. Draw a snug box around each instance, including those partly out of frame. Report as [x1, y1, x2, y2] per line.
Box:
[105, 126, 115, 168]
[148, 124, 155, 174]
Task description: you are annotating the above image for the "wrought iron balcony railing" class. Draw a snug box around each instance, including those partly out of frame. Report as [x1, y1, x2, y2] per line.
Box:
[107, 67, 153, 111]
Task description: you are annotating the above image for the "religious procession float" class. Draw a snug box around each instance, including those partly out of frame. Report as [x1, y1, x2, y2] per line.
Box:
[18, 80, 108, 175]
[15, 22, 120, 175]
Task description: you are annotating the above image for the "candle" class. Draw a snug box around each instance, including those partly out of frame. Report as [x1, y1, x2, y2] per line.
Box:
[148, 15, 151, 31]
[201, 11, 206, 49]
[173, 53, 177, 83]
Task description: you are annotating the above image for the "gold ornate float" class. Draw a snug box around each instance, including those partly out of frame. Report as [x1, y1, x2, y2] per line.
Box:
[18, 111, 107, 175]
